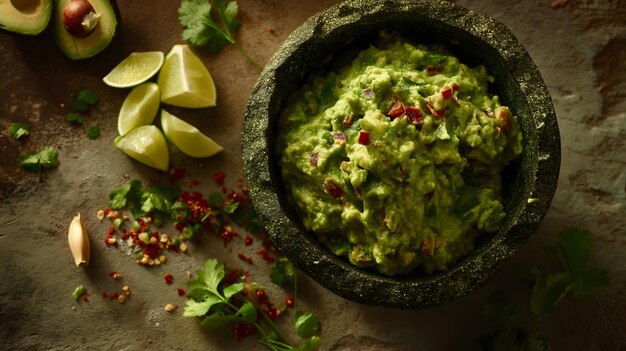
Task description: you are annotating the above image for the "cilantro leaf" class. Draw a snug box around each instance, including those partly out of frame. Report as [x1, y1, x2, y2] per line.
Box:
[65, 112, 84, 124]
[298, 336, 322, 351]
[86, 126, 100, 140]
[223, 282, 244, 300]
[8, 123, 30, 139]
[215, 0, 240, 33]
[108, 179, 142, 210]
[270, 257, 296, 286]
[183, 293, 223, 317]
[140, 184, 181, 214]
[295, 312, 320, 339]
[556, 227, 609, 298]
[200, 312, 239, 329]
[194, 258, 226, 295]
[70, 89, 99, 112]
[236, 301, 257, 324]
[19, 146, 60, 180]
[530, 269, 572, 320]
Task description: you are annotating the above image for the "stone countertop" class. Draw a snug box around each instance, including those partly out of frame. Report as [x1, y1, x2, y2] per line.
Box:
[0, 0, 624, 350]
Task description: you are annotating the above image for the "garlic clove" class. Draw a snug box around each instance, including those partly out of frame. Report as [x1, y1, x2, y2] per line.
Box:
[68, 213, 91, 266]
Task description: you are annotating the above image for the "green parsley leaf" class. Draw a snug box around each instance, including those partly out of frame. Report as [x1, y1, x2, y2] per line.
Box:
[19, 146, 60, 177]
[270, 257, 296, 286]
[8, 123, 30, 140]
[65, 112, 84, 124]
[183, 294, 222, 317]
[70, 89, 99, 112]
[236, 301, 257, 324]
[108, 179, 143, 210]
[86, 126, 100, 139]
[295, 312, 320, 339]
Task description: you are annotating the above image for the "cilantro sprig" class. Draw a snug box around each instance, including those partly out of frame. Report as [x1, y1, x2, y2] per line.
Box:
[479, 227, 609, 351]
[178, 0, 261, 69]
[19, 146, 60, 182]
[184, 258, 321, 351]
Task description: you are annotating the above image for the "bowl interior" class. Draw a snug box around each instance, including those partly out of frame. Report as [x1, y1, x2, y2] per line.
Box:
[243, 0, 560, 308]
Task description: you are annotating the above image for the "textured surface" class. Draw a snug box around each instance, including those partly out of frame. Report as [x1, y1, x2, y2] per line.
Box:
[242, 0, 560, 308]
[0, 0, 624, 350]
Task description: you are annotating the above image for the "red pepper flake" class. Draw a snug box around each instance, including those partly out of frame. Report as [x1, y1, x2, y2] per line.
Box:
[244, 235, 253, 246]
[405, 107, 424, 126]
[237, 252, 254, 265]
[169, 168, 187, 183]
[81, 293, 89, 302]
[309, 152, 318, 167]
[387, 99, 406, 118]
[451, 82, 460, 92]
[163, 273, 174, 285]
[257, 248, 275, 263]
[323, 179, 343, 198]
[266, 28, 275, 34]
[177, 288, 186, 297]
[268, 306, 281, 319]
[213, 171, 226, 185]
[332, 132, 347, 145]
[357, 131, 370, 145]
[107, 226, 117, 236]
[285, 296, 295, 308]
[110, 292, 120, 301]
[108, 271, 122, 280]
[101, 291, 109, 299]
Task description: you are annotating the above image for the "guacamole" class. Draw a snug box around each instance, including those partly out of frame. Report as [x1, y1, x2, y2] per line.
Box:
[278, 36, 522, 275]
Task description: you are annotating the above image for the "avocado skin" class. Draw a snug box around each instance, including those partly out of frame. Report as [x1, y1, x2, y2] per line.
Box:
[242, 0, 560, 308]
[53, 0, 121, 60]
[0, 0, 53, 35]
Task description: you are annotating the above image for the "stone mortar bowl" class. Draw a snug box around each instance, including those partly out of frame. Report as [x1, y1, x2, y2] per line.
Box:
[242, 0, 560, 308]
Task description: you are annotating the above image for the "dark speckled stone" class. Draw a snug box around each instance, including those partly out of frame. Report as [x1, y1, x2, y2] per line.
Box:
[242, 0, 560, 308]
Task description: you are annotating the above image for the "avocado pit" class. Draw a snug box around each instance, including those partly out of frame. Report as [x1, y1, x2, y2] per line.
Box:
[62, 0, 99, 38]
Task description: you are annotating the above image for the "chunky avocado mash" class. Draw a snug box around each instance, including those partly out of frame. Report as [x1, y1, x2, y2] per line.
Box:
[278, 36, 522, 275]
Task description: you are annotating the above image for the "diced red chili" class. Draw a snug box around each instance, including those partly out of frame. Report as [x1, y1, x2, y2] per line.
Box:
[451, 82, 460, 92]
[405, 107, 424, 126]
[426, 65, 442, 75]
[213, 171, 226, 185]
[387, 99, 406, 118]
[237, 252, 254, 264]
[358, 131, 370, 145]
[177, 288, 186, 297]
[441, 87, 453, 100]
[244, 235, 253, 246]
[323, 180, 343, 198]
[169, 168, 187, 183]
[163, 273, 174, 285]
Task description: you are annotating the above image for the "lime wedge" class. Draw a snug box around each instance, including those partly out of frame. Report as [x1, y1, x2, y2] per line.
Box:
[160, 110, 223, 158]
[103, 51, 165, 88]
[117, 83, 160, 136]
[157, 45, 217, 108]
[114, 125, 169, 171]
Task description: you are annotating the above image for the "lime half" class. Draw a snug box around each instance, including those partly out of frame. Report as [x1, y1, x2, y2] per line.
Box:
[103, 51, 165, 88]
[117, 83, 160, 136]
[157, 45, 217, 108]
[160, 110, 223, 158]
[114, 125, 169, 171]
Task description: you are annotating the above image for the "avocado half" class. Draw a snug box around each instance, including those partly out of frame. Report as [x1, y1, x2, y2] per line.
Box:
[53, 0, 120, 60]
[0, 0, 53, 35]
